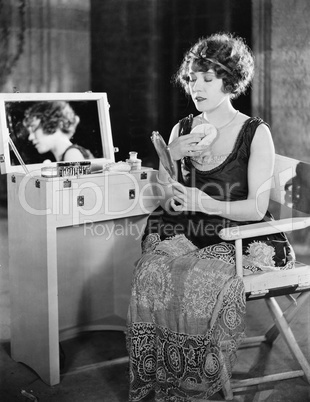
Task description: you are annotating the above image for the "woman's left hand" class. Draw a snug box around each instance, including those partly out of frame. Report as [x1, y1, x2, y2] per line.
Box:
[170, 180, 209, 212]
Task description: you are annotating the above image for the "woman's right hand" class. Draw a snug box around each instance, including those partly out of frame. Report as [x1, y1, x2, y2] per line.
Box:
[168, 132, 206, 160]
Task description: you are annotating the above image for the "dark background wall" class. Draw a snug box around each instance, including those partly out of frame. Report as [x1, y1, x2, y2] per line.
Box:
[91, 0, 252, 167]
[0, 0, 252, 204]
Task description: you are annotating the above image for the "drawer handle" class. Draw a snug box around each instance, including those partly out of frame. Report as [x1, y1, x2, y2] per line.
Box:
[77, 195, 84, 206]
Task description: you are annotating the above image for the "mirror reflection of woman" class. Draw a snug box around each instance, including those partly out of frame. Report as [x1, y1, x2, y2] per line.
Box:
[23, 101, 94, 162]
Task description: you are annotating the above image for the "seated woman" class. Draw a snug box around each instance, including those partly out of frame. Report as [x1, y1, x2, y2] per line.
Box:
[126, 32, 295, 401]
[23, 101, 94, 162]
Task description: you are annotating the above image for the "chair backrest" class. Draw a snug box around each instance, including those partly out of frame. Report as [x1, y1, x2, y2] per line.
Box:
[241, 154, 310, 294]
[269, 154, 310, 220]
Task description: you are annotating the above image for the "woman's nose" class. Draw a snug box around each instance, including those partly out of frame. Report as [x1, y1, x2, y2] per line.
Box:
[193, 78, 203, 91]
[28, 132, 34, 141]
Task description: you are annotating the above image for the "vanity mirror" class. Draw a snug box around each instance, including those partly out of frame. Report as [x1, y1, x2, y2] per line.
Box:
[0, 92, 115, 174]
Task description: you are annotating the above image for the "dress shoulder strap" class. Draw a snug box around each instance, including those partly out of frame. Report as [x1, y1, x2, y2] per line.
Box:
[178, 114, 194, 137]
[242, 116, 270, 146]
[61, 144, 94, 161]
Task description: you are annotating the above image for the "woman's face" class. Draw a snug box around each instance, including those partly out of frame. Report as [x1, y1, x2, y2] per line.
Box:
[27, 117, 55, 154]
[187, 67, 230, 112]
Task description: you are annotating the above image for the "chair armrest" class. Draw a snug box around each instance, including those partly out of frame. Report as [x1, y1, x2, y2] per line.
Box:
[219, 216, 310, 241]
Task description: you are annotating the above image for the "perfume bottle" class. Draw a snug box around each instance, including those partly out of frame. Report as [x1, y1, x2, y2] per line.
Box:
[126, 151, 142, 171]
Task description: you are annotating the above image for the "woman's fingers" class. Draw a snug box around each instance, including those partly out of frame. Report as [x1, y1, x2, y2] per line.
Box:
[184, 133, 205, 147]
[168, 181, 185, 210]
[170, 199, 183, 211]
[184, 135, 207, 155]
[187, 132, 206, 142]
[170, 181, 184, 195]
[169, 132, 206, 160]
[173, 192, 182, 201]
[185, 149, 204, 157]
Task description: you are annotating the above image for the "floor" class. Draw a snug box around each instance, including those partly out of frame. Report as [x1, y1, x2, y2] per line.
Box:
[0, 199, 310, 402]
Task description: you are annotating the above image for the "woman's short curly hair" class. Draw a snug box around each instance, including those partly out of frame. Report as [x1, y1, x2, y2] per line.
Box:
[23, 101, 80, 137]
[174, 32, 254, 99]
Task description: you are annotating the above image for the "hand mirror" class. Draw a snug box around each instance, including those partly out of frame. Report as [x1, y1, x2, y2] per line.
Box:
[151, 131, 176, 180]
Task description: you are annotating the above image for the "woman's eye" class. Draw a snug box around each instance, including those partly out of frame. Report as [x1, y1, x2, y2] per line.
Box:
[187, 77, 212, 83]
[203, 75, 213, 82]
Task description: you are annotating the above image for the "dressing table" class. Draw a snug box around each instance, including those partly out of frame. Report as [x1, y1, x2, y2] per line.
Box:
[0, 92, 159, 385]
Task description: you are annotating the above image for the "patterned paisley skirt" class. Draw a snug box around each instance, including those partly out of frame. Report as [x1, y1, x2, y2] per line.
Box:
[126, 234, 246, 402]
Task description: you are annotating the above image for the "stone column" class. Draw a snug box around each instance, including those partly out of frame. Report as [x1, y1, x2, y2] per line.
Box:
[252, 0, 310, 162]
[0, 0, 91, 93]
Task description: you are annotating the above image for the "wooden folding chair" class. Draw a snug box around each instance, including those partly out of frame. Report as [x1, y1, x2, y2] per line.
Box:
[218, 154, 310, 400]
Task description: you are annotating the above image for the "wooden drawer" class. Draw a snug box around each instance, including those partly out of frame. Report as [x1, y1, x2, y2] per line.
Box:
[54, 170, 159, 224]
